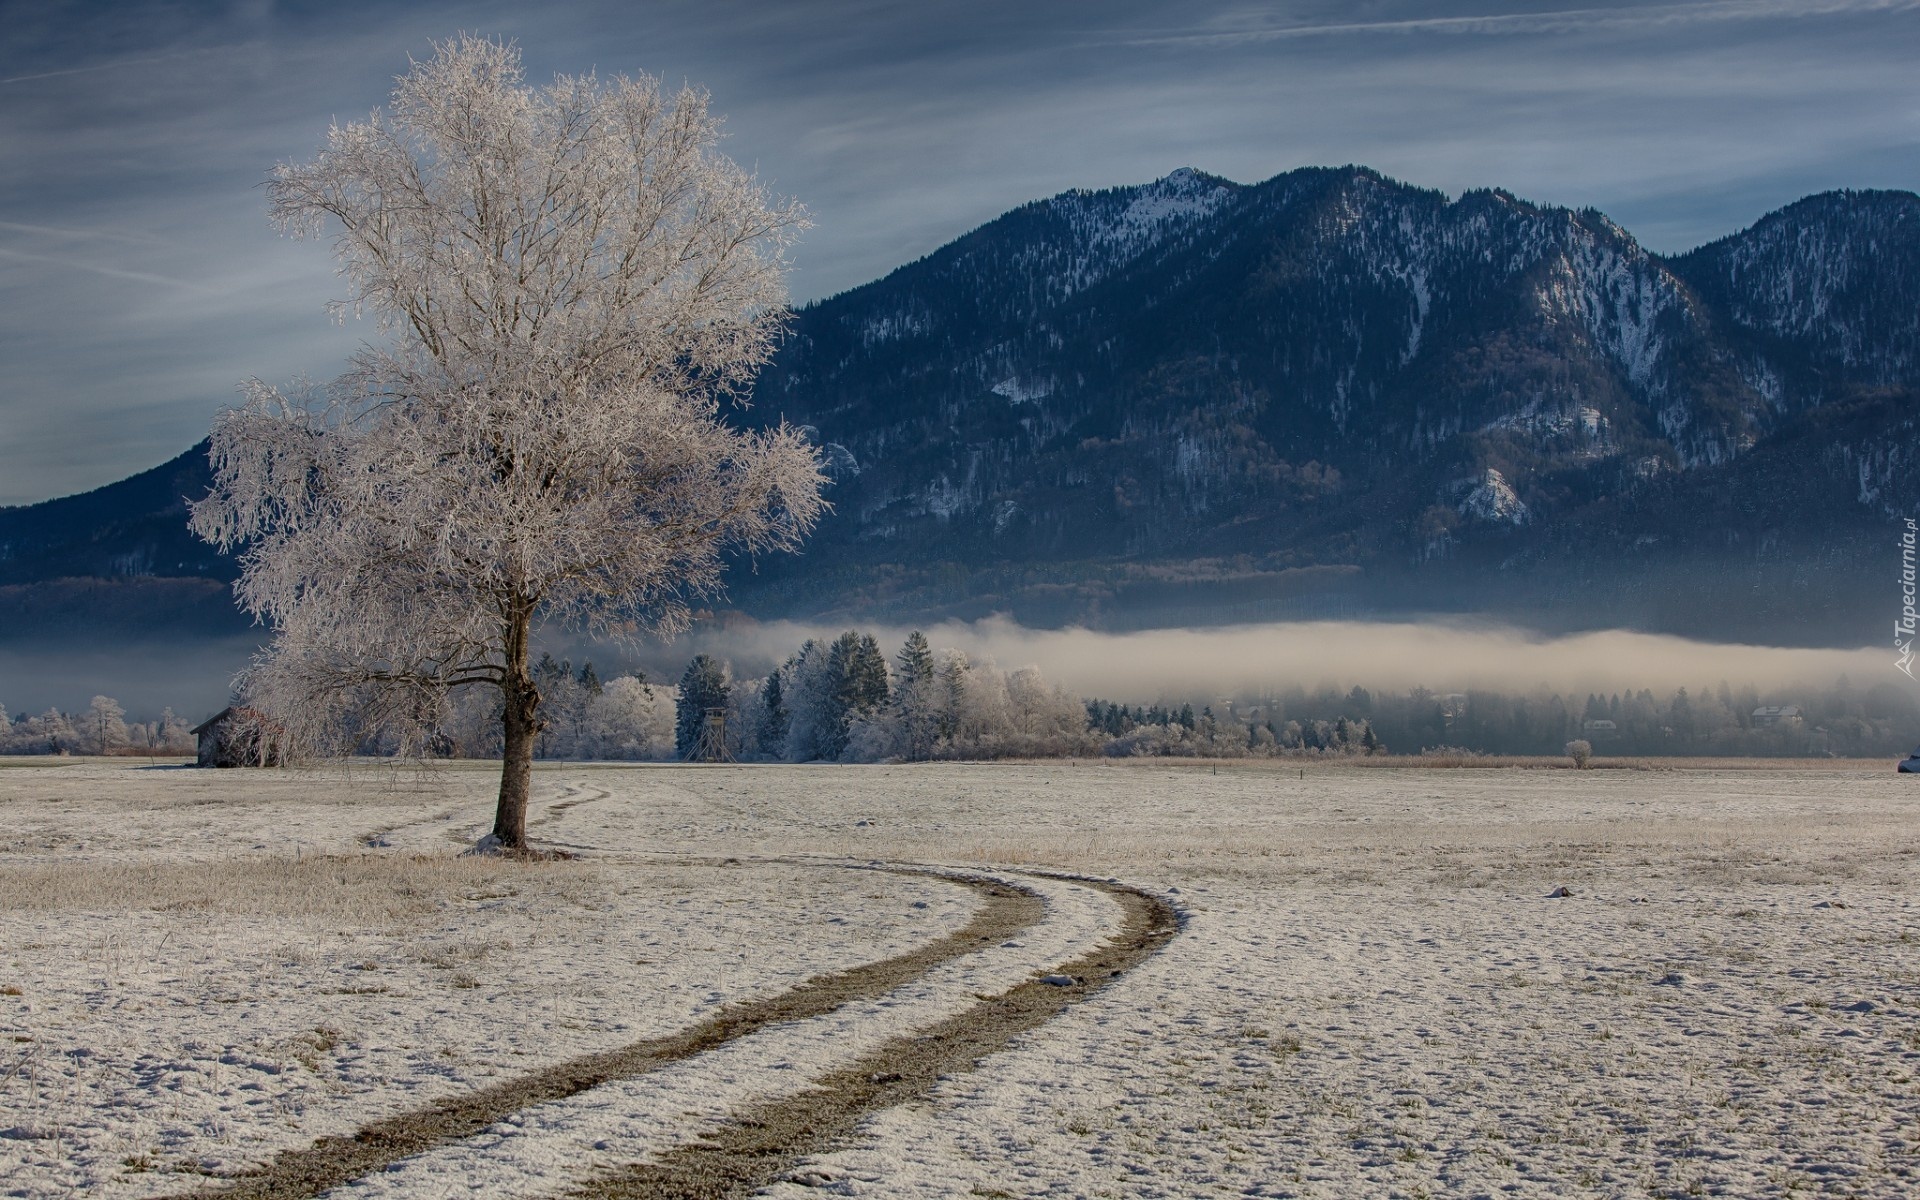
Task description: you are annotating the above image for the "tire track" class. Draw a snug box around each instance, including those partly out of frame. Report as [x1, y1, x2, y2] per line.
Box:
[157, 868, 1043, 1200]
[568, 877, 1178, 1200]
[530, 783, 611, 829]
[361, 803, 467, 848]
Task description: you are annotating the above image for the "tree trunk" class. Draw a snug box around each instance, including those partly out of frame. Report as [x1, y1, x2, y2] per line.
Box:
[494, 604, 541, 850]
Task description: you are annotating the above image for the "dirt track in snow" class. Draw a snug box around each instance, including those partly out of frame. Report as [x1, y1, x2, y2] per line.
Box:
[163, 867, 1085, 1200]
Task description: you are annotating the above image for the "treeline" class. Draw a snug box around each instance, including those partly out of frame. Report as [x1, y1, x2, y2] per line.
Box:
[9, 643, 1912, 762]
[432, 634, 1109, 762]
[691, 630, 1102, 761]
[0, 697, 195, 755]
[1255, 678, 1918, 758]
[447, 632, 1385, 762]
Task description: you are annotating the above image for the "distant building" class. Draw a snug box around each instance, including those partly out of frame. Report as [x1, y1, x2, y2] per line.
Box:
[1581, 718, 1619, 741]
[1751, 705, 1802, 727]
[191, 706, 288, 768]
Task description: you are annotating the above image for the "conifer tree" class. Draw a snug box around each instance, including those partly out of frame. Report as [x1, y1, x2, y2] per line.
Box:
[853, 633, 891, 712]
[675, 655, 731, 760]
[895, 631, 934, 683]
[892, 631, 939, 759]
[762, 668, 789, 755]
[936, 651, 968, 740]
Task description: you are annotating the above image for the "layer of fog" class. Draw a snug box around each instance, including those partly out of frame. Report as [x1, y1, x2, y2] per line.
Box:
[629, 616, 1897, 703]
[3, 619, 1902, 722]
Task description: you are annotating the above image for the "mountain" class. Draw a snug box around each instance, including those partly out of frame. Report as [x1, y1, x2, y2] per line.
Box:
[4, 167, 1917, 647]
[727, 167, 1920, 642]
[0, 442, 242, 640]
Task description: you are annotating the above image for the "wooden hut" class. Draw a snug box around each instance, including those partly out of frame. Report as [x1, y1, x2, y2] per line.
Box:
[190, 706, 288, 767]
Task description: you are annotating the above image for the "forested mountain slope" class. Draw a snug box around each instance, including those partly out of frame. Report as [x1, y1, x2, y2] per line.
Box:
[732, 168, 1920, 642]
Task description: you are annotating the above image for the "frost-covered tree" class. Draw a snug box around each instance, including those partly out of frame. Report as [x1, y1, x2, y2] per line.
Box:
[794, 631, 888, 760]
[153, 708, 195, 754]
[782, 640, 830, 760]
[950, 661, 1015, 753]
[781, 638, 845, 761]
[84, 695, 129, 755]
[724, 676, 767, 759]
[21, 709, 75, 755]
[582, 675, 674, 759]
[191, 38, 823, 848]
[935, 649, 968, 741]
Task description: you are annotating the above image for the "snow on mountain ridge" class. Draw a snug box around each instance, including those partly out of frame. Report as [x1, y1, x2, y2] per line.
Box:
[1037, 168, 1238, 298]
[1458, 467, 1531, 525]
[1675, 190, 1920, 384]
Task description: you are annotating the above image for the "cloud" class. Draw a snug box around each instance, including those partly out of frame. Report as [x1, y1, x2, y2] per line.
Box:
[1103, 0, 1920, 49]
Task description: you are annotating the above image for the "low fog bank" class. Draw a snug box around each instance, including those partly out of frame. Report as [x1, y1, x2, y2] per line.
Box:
[3, 619, 1904, 724]
[644, 617, 1901, 702]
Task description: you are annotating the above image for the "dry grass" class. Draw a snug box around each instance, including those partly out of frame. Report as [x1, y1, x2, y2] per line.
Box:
[1065, 754, 1896, 772]
[0, 853, 596, 924]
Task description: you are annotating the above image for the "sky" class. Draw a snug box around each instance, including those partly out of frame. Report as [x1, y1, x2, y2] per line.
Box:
[3, 0, 1918, 506]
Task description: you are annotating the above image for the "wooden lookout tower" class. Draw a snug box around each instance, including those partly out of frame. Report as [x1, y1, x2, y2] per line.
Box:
[689, 706, 733, 763]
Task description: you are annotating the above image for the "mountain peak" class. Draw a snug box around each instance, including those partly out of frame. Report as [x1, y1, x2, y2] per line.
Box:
[1155, 165, 1223, 190]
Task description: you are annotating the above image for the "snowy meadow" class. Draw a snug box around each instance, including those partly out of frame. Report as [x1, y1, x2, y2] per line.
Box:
[2, 757, 1916, 1198]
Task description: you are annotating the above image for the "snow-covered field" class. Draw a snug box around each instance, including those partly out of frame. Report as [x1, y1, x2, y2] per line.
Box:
[3, 757, 1917, 1197]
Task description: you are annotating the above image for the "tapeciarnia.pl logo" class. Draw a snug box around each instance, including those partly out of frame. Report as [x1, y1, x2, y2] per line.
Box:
[1900, 518, 1918, 680]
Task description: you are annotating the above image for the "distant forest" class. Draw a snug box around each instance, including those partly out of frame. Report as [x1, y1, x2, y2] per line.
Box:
[6, 631, 1914, 760]
[1178, 677, 1919, 760]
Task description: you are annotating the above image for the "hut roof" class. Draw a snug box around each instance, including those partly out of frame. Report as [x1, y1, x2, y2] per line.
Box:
[190, 706, 279, 737]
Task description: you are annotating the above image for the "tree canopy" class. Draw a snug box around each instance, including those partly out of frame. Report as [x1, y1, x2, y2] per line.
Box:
[191, 37, 824, 847]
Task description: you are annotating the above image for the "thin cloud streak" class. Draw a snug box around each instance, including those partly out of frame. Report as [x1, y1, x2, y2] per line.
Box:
[0, 46, 230, 87]
[0, 246, 214, 294]
[0, 219, 168, 246]
[1104, 0, 1920, 49]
